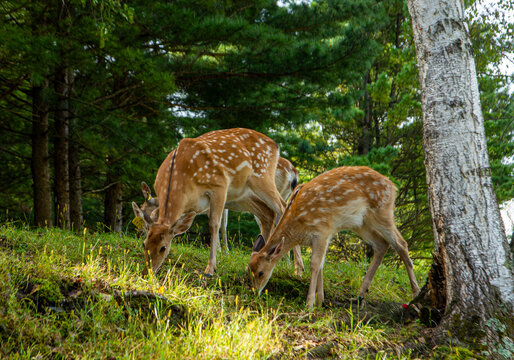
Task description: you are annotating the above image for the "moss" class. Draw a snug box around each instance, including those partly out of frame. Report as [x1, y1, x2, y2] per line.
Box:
[450, 313, 483, 342]
[30, 277, 65, 307]
[432, 345, 485, 360]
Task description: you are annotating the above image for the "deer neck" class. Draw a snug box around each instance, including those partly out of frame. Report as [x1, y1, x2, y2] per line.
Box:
[267, 218, 299, 261]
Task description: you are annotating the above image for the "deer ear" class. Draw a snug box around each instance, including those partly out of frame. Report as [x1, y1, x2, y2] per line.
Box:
[170, 212, 196, 236]
[267, 238, 284, 259]
[141, 181, 152, 201]
[252, 234, 266, 253]
[132, 202, 153, 227]
[132, 201, 143, 218]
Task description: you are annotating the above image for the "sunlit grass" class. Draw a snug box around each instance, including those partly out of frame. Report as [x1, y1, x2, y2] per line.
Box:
[0, 222, 459, 359]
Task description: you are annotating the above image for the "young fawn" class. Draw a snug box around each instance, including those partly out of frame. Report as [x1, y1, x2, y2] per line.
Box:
[143, 128, 290, 276]
[248, 166, 420, 308]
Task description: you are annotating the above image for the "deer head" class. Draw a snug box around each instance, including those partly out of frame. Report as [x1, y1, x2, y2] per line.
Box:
[248, 234, 285, 293]
[143, 211, 196, 275]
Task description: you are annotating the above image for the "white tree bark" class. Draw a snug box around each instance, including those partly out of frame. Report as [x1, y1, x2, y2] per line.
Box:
[407, 0, 513, 343]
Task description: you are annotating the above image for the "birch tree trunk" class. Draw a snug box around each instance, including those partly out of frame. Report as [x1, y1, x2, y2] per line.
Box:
[407, 0, 514, 353]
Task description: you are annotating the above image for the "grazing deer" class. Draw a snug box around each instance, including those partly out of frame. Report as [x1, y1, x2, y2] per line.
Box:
[132, 182, 159, 235]
[143, 128, 290, 276]
[133, 156, 305, 276]
[248, 166, 420, 308]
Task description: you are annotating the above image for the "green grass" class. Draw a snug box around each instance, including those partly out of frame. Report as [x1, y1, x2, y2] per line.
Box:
[0, 223, 479, 359]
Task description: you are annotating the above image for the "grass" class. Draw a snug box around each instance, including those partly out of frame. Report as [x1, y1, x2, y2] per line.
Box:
[0, 222, 480, 359]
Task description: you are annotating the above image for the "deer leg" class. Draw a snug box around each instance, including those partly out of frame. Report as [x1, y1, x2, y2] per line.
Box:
[220, 209, 229, 252]
[315, 263, 324, 307]
[245, 197, 274, 240]
[355, 228, 389, 299]
[205, 190, 226, 276]
[391, 227, 420, 297]
[292, 245, 304, 276]
[372, 221, 420, 298]
[306, 265, 319, 309]
[248, 177, 286, 225]
[306, 236, 329, 308]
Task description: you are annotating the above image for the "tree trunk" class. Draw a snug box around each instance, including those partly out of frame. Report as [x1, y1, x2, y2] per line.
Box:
[407, 0, 514, 352]
[104, 155, 123, 232]
[53, 0, 73, 229]
[69, 118, 82, 231]
[53, 65, 71, 229]
[358, 72, 372, 156]
[358, 72, 374, 260]
[31, 82, 53, 227]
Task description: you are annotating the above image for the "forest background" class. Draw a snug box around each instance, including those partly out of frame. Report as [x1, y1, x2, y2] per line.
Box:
[0, 0, 512, 258]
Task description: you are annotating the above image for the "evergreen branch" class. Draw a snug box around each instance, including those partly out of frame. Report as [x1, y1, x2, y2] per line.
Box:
[166, 101, 307, 113]
[228, 4, 256, 19]
[83, 182, 121, 195]
[91, 84, 144, 105]
[0, 125, 30, 137]
[177, 47, 355, 82]
[0, 74, 29, 101]
[0, 105, 32, 122]
[0, 1, 30, 27]
[0, 145, 29, 160]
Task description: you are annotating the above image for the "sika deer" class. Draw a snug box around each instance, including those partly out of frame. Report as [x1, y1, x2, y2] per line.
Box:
[132, 182, 159, 236]
[248, 166, 420, 308]
[143, 128, 288, 276]
[133, 156, 305, 275]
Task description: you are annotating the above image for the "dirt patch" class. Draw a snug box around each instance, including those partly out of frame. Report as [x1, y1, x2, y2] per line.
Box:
[325, 297, 419, 326]
[15, 276, 186, 325]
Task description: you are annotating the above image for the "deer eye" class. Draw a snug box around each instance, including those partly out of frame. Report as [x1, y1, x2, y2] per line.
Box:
[160, 245, 166, 253]
[258, 271, 264, 277]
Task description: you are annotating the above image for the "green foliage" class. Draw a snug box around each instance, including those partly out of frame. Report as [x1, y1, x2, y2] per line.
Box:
[337, 146, 399, 176]
[0, 0, 384, 231]
[0, 0, 510, 262]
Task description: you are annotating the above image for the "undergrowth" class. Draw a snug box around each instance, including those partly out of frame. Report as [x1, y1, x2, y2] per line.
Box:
[0, 222, 480, 359]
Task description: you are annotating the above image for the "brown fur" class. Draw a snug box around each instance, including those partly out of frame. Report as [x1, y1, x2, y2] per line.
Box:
[144, 128, 287, 275]
[133, 155, 305, 276]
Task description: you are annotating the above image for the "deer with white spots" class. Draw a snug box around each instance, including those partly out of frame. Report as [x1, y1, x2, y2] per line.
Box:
[132, 158, 305, 275]
[248, 166, 420, 308]
[142, 128, 292, 276]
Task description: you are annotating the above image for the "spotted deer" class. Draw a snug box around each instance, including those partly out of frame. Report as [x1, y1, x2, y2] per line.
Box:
[133, 157, 305, 275]
[132, 182, 159, 235]
[248, 166, 420, 308]
[143, 128, 291, 276]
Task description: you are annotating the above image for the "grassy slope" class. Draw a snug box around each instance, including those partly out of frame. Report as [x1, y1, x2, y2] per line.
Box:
[0, 224, 479, 359]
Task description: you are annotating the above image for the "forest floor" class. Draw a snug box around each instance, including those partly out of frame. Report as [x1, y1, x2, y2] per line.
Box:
[0, 223, 483, 359]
